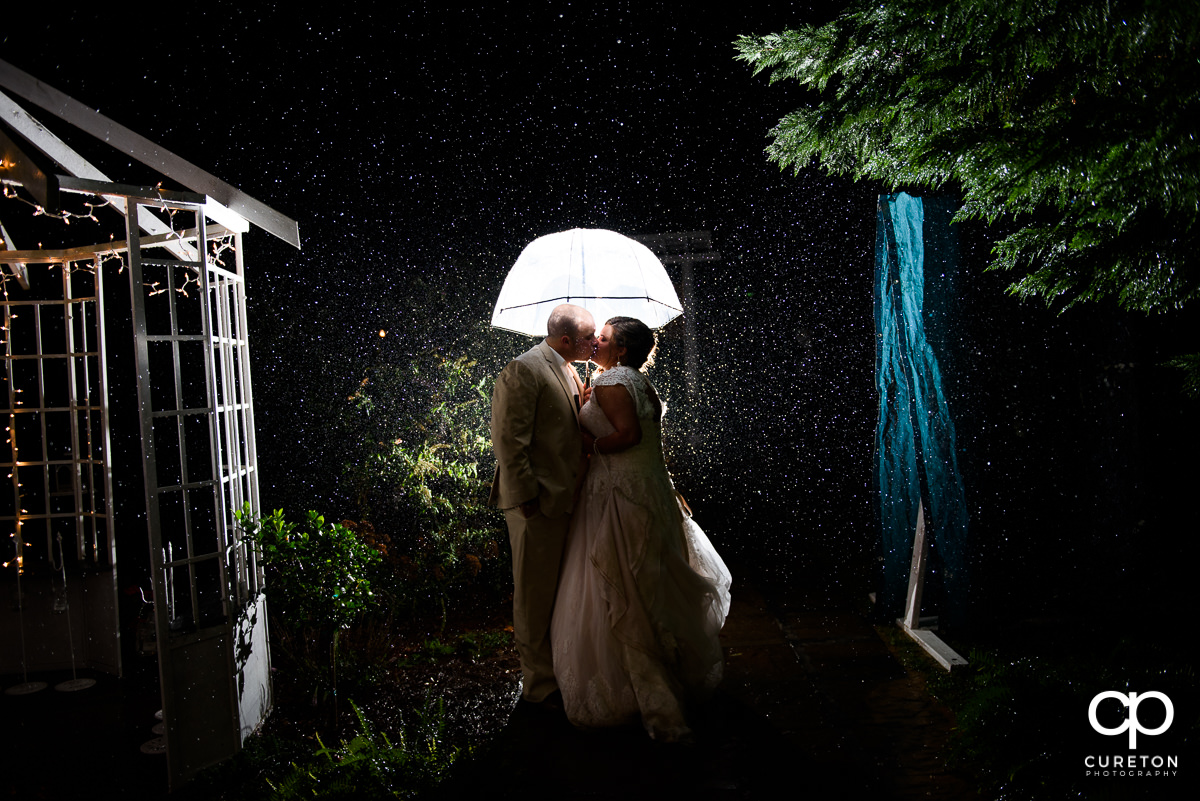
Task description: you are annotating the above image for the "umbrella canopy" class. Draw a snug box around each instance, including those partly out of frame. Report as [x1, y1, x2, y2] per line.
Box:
[491, 228, 683, 336]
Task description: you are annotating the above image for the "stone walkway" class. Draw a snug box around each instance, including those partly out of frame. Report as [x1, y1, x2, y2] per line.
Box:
[438, 578, 979, 800]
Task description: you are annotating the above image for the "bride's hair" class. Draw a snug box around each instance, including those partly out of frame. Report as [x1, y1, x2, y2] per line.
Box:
[606, 316, 656, 372]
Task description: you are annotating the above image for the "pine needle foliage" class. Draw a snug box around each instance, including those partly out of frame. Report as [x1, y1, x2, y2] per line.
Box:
[735, 0, 1200, 314]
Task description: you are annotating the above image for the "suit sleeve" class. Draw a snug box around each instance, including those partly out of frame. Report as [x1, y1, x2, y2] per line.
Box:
[491, 359, 540, 506]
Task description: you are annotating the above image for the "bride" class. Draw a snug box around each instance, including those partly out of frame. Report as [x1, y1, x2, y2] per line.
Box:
[550, 316, 732, 742]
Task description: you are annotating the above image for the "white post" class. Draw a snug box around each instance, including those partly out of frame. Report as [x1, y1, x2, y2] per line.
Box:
[898, 498, 968, 670]
[903, 500, 926, 631]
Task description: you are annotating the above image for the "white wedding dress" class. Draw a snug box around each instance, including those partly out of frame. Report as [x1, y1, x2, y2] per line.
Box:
[550, 366, 732, 741]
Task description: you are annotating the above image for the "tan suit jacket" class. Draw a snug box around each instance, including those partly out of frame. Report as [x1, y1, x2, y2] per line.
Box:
[489, 339, 583, 519]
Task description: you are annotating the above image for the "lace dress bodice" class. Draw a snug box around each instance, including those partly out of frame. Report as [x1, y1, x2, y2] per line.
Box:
[579, 366, 669, 499]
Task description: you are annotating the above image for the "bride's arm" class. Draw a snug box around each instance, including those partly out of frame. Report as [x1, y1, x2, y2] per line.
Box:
[592, 384, 642, 454]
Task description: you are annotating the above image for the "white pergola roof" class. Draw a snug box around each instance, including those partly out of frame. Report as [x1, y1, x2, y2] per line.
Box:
[0, 57, 299, 250]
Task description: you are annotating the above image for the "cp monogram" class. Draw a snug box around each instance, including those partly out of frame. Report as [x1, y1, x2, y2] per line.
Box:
[1088, 691, 1174, 749]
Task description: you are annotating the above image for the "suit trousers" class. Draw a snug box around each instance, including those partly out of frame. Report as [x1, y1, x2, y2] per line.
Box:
[504, 506, 569, 702]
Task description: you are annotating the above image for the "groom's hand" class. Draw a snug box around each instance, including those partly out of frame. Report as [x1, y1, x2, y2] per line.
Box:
[580, 431, 596, 455]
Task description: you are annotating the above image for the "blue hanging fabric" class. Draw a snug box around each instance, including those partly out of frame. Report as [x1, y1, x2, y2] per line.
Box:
[874, 192, 969, 618]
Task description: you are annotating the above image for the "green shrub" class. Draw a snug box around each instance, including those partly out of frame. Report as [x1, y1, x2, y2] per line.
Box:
[238, 507, 384, 633]
[265, 699, 466, 800]
[340, 353, 508, 620]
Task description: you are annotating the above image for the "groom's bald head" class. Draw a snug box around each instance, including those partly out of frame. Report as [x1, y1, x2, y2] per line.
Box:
[547, 304, 594, 340]
[546, 304, 597, 362]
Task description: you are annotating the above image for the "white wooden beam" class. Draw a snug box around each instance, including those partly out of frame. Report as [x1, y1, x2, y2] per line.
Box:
[1, 88, 198, 261]
[903, 500, 928, 630]
[898, 499, 968, 671]
[0, 223, 237, 265]
[0, 219, 30, 288]
[901, 624, 969, 671]
[0, 59, 297, 249]
[0, 125, 56, 209]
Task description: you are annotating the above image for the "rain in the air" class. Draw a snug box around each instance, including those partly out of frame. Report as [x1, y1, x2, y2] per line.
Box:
[1, 2, 1196, 798]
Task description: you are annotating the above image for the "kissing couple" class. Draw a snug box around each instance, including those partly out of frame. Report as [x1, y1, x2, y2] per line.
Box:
[490, 303, 731, 743]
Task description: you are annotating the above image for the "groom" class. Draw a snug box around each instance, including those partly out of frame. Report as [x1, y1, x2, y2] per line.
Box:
[490, 303, 597, 705]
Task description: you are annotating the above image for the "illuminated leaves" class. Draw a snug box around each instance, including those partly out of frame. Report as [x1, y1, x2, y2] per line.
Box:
[735, 0, 1200, 314]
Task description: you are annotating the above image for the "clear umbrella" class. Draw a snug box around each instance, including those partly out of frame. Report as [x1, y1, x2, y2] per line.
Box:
[491, 228, 683, 336]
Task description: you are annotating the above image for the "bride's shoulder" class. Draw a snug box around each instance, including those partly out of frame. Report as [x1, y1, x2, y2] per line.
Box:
[593, 365, 639, 387]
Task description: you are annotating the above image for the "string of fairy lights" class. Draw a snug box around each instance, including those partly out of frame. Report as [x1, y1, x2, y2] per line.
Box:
[1, 183, 105, 228]
[2, 269, 24, 574]
[2, 182, 234, 576]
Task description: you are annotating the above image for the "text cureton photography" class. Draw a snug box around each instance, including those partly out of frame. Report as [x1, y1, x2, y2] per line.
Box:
[1084, 690, 1182, 781]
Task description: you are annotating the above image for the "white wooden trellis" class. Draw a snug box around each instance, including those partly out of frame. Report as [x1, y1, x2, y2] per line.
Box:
[1, 248, 119, 674]
[0, 194, 273, 784]
[124, 188, 269, 782]
[1, 58, 297, 790]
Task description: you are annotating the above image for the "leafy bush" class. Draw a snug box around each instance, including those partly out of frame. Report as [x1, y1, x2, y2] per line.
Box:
[238, 507, 384, 632]
[238, 347, 512, 710]
[1166, 353, 1200, 398]
[268, 699, 464, 800]
[192, 699, 465, 801]
[340, 354, 508, 619]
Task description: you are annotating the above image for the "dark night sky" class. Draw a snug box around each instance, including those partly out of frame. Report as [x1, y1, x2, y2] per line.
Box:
[5, 2, 854, 253]
[3, 2, 1196, 619]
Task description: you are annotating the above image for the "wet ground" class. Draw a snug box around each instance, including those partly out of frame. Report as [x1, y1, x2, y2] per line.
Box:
[437, 578, 977, 800]
[2, 574, 978, 800]
[1, 655, 168, 799]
